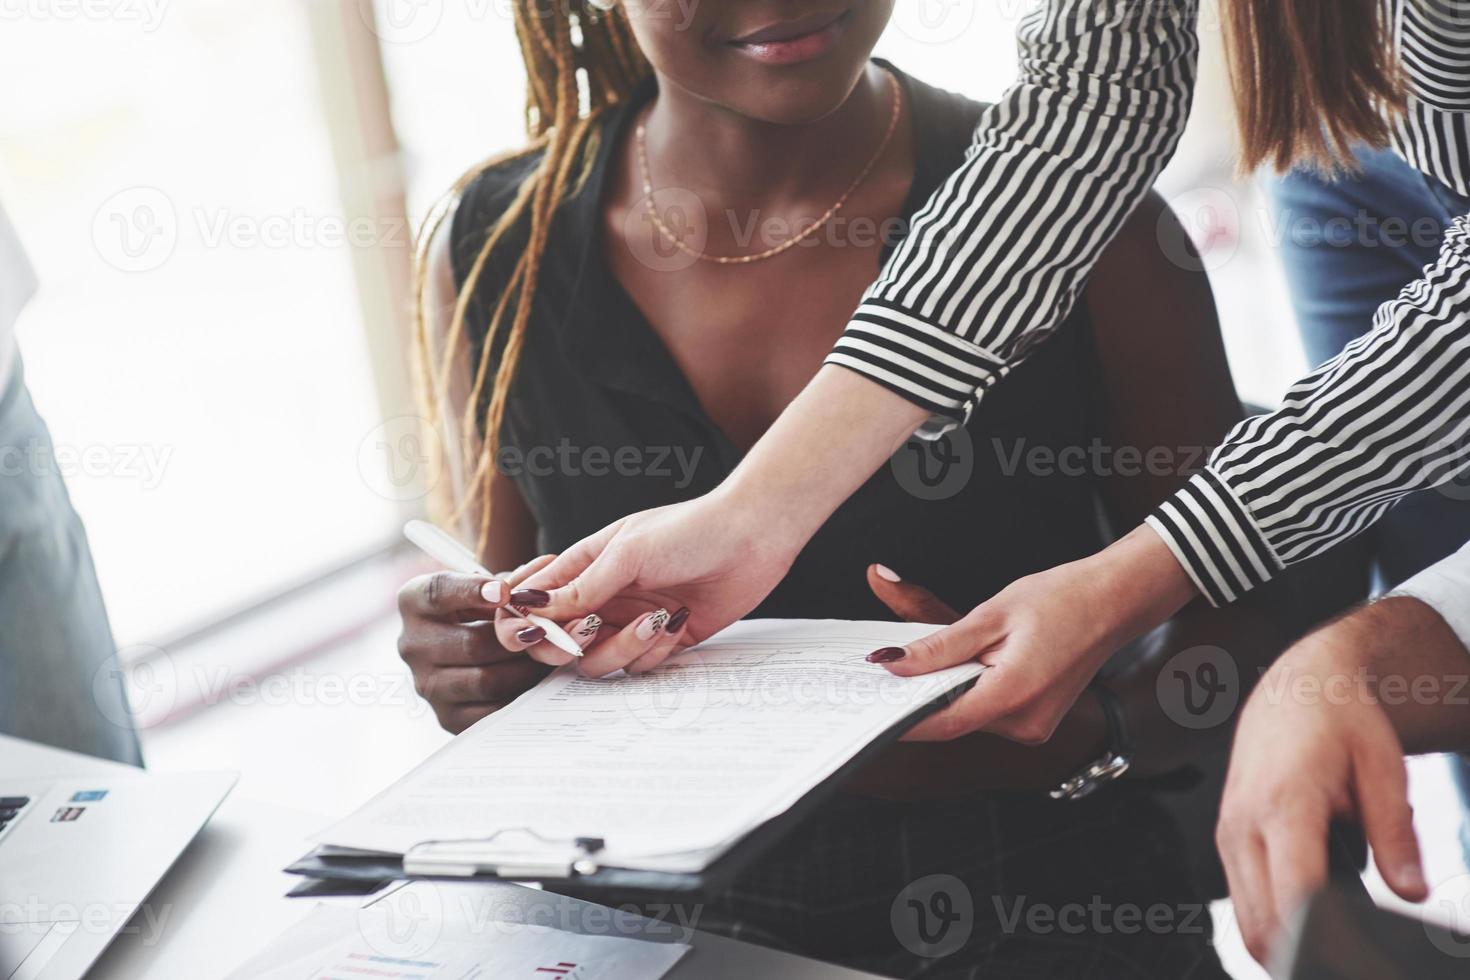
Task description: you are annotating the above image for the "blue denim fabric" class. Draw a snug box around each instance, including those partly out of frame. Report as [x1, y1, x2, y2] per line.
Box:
[1269, 145, 1470, 589]
[1268, 144, 1470, 870]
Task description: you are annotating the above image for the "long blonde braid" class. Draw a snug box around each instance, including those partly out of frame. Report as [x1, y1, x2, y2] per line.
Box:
[412, 0, 649, 555]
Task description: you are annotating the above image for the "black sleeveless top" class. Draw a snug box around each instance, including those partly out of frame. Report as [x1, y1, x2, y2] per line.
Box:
[450, 64, 1111, 617]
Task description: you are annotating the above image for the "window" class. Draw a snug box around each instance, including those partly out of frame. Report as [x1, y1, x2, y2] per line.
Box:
[0, 0, 409, 647]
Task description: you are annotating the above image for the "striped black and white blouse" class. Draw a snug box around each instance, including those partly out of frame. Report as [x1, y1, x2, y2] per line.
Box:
[825, 0, 1470, 606]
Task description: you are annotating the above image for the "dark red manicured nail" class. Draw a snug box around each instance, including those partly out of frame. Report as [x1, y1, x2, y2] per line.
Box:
[866, 647, 906, 664]
[510, 589, 550, 607]
[666, 607, 691, 633]
[516, 626, 546, 644]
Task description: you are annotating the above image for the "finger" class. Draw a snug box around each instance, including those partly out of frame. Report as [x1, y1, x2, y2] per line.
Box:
[566, 613, 605, 650]
[435, 702, 499, 735]
[1228, 833, 1279, 966]
[1354, 744, 1428, 901]
[502, 555, 560, 613]
[900, 701, 969, 742]
[578, 608, 673, 679]
[594, 596, 664, 629]
[868, 603, 1005, 677]
[523, 613, 604, 665]
[627, 607, 692, 675]
[866, 565, 960, 625]
[493, 608, 534, 650]
[410, 622, 526, 667]
[503, 553, 557, 588]
[399, 571, 509, 622]
[493, 610, 574, 666]
[1262, 801, 1331, 945]
[517, 523, 624, 614]
[1215, 816, 1251, 947]
[895, 657, 1051, 743]
[417, 658, 551, 706]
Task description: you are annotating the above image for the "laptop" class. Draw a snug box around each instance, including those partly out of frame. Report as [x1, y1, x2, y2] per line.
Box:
[1275, 885, 1470, 978]
[0, 738, 235, 980]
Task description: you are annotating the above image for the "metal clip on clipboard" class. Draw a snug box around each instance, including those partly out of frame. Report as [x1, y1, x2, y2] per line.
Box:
[402, 828, 606, 880]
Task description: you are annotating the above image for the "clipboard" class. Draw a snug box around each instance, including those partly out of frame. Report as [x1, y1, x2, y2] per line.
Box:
[284, 677, 975, 895]
[1274, 885, 1470, 978]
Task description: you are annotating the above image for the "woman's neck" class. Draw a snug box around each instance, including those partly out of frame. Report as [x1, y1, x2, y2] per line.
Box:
[639, 63, 892, 213]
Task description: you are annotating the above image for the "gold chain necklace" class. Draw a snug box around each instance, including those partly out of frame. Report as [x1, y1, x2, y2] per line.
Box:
[635, 69, 902, 266]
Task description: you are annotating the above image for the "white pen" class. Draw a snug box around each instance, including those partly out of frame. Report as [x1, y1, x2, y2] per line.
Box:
[402, 519, 584, 658]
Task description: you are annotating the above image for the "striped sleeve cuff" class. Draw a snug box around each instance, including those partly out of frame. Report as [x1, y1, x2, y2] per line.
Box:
[1145, 469, 1284, 607]
[825, 299, 1008, 440]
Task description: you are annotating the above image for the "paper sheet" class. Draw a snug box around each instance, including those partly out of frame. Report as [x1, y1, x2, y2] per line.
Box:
[226, 892, 690, 980]
[319, 620, 981, 872]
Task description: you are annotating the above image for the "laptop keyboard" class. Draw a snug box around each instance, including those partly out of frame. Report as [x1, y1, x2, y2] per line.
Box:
[0, 796, 32, 843]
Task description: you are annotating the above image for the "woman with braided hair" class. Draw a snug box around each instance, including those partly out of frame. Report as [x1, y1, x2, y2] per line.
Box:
[394, 1, 1304, 974]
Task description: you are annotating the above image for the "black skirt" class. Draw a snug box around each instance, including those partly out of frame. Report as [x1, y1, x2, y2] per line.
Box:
[555, 784, 1231, 980]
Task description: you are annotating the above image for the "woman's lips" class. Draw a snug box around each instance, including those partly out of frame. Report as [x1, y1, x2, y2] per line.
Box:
[728, 9, 851, 66]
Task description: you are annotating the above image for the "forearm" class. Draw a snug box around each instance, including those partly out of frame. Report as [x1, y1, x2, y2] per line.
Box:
[1283, 597, 1470, 756]
[1148, 217, 1470, 606]
[1088, 525, 1203, 648]
[717, 365, 929, 545]
[721, 376, 1203, 641]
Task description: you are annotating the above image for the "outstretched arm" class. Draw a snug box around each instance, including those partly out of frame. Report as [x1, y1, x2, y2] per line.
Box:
[876, 213, 1470, 742]
[1151, 214, 1470, 604]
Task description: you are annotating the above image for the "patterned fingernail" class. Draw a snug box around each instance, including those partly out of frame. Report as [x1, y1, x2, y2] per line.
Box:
[866, 647, 906, 664]
[509, 589, 550, 607]
[874, 565, 901, 583]
[516, 625, 546, 645]
[636, 608, 670, 642]
[481, 580, 504, 603]
[574, 614, 602, 643]
[666, 607, 691, 633]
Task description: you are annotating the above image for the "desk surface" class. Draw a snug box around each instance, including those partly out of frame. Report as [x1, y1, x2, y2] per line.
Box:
[7, 736, 883, 980]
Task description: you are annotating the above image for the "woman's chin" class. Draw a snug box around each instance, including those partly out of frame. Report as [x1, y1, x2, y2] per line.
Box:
[719, 67, 876, 127]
